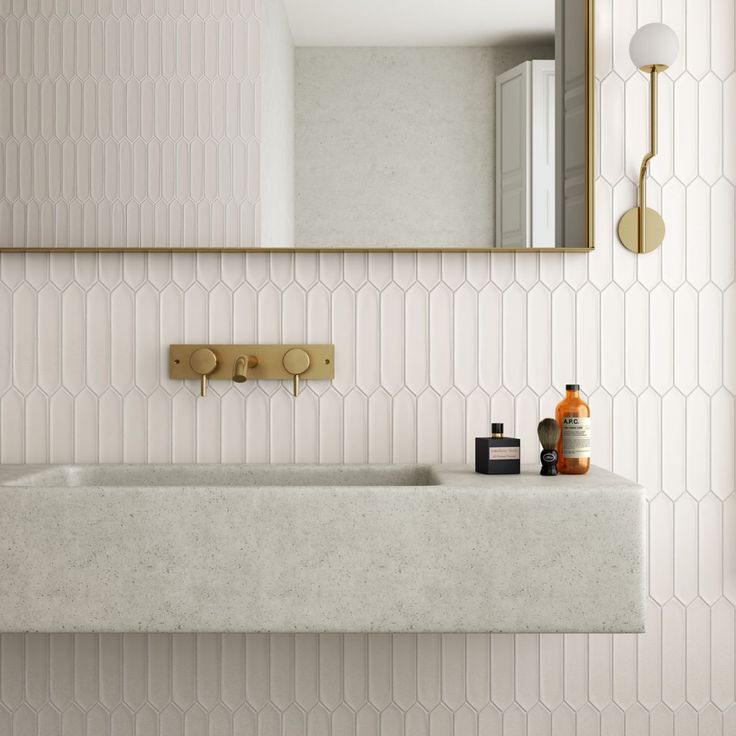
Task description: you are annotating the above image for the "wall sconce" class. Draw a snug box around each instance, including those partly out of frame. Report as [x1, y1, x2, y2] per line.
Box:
[618, 23, 679, 254]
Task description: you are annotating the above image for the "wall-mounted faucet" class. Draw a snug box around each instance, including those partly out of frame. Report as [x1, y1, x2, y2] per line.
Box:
[233, 355, 258, 383]
[170, 344, 334, 398]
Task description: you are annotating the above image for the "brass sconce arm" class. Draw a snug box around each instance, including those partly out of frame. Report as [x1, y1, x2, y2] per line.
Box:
[618, 65, 667, 254]
[637, 67, 658, 252]
[618, 21, 678, 255]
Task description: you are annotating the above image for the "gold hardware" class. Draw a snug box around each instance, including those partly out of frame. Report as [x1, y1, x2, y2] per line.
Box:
[618, 64, 668, 254]
[618, 206, 665, 254]
[189, 348, 218, 397]
[233, 355, 258, 383]
[282, 348, 311, 396]
[170, 344, 334, 396]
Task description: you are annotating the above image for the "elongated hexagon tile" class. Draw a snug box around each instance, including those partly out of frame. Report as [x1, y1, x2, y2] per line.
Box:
[538, 635, 563, 711]
[649, 494, 675, 604]
[686, 0, 712, 81]
[725, 76, 736, 185]
[416, 634, 441, 712]
[490, 634, 514, 711]
[698, 493, 724, 604]
[686, 598, 712, 711]
[330, 704, 353, 736]
[698, 704, 724, 735]
[391, 634, 417, 711]
[355, 705, 379, 736]
[673, 74, 700, 186]
[600, 74, 626, 185]
[672, 495, 699, 607]
[610, 634, 636, 711]
[551, 702, 576, 736]
[709, 598, 735, 710]
[698, 75, 724, 187]
[585, 634, 611, 711]
[659, 600, 687, 713]
[710, 180, 735, 289]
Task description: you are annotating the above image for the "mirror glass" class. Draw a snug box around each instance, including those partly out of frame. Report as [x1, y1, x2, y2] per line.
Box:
[286, 0, 591, 250]
[0, 0, 591, 252]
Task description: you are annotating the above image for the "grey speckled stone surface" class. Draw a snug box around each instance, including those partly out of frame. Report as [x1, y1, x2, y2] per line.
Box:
[0, 464, 644, 633]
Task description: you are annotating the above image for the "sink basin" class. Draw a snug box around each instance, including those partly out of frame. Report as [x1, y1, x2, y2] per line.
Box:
[2, 463, 437, 488]
[0, 463, 644, 633]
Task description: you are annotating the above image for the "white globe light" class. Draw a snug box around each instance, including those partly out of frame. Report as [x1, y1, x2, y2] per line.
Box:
[629, 23, 679, 69]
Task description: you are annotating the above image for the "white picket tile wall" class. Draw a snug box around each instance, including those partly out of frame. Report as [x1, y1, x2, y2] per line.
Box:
[0, 4, 261, 248]
[0, 0, 735, 733]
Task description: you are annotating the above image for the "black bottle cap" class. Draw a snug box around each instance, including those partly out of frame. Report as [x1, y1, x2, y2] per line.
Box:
[566, 384, 580, 391]
[491, 423, 504, 434]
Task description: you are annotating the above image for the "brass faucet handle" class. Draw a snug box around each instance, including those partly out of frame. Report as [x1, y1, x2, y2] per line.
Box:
[189, 348, 218, 397]
[233, 355, 258, 383]
[282, 348, 311, 396]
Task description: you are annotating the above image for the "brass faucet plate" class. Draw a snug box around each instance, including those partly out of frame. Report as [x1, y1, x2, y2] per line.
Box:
[169, 344, 335, 384]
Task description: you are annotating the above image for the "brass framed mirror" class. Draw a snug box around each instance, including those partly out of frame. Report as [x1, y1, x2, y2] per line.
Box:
[0, 0, 594, 253]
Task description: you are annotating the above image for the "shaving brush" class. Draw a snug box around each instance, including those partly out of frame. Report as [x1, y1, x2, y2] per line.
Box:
[537, 418, 561, 476]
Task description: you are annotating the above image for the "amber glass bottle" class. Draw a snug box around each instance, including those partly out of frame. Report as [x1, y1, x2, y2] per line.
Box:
[555, 384, 591, 474]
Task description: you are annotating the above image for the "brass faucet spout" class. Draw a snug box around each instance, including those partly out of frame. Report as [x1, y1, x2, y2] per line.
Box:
[233, 355, 258, 383]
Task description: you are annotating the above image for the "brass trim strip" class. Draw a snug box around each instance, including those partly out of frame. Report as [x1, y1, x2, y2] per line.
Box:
[0, 246, 595, 254]
[586, 0, 595, 250]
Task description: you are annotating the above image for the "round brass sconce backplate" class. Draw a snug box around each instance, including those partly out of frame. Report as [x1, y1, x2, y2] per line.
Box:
[618, 206, 666, 254]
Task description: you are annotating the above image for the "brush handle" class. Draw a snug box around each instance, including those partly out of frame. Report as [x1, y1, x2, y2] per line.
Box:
[540, 449, 558, 476]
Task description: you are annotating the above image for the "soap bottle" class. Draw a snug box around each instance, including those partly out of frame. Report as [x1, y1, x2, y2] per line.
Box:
[555, 384, 591, 474]
[475, 423, 521, 475]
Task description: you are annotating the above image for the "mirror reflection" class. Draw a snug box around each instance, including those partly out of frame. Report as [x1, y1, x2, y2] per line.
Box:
[281, 0, 591, 249]
[0, 1, 591, 251]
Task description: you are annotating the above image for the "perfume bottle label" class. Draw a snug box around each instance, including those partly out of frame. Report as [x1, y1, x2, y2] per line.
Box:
[562, 416, 591, 458]
[489, 447, 520, 460]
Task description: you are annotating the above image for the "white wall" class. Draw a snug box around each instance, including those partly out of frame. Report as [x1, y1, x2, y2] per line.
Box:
[260, 0, 295, 247]
[0, 0, 735, 733]
[295, 46, 553, 248]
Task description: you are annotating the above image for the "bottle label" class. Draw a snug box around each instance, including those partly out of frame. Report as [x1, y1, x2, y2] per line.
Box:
[562, 416, 591, 458]
[490, 447, 520, 460]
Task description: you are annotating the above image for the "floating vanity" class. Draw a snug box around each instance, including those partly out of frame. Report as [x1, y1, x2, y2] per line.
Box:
[0, 464, 644, 633]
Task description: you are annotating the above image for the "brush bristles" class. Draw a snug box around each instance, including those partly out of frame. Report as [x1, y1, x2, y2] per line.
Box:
[537, 418, 560, 450]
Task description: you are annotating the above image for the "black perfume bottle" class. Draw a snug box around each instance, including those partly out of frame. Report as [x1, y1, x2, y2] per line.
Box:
[475, 423, 521, 475]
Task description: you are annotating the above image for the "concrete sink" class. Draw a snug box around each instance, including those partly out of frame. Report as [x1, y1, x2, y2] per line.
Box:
[0, 464, 644, 633]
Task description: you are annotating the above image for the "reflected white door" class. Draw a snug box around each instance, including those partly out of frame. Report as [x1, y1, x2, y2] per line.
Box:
[496, 60, 556, 247]
[496, 62, 529, 247]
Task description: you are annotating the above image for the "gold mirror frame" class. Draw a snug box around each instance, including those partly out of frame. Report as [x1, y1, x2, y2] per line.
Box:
[2, 2, 594, 255]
